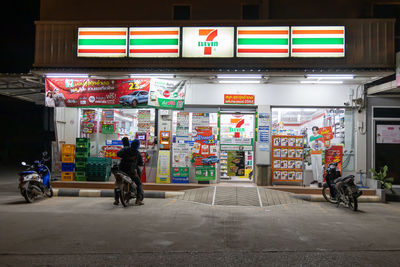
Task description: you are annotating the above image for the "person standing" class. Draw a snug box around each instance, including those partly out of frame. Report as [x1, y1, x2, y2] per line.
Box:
[309, 126, 324, 187]
[53, 88, 66, 107]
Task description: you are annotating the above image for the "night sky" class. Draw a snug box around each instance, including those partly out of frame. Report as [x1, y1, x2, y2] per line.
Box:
[0, 0, 40, 73]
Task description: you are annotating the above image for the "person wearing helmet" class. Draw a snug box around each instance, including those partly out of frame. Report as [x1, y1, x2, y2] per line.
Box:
[130, 139, 144, 205]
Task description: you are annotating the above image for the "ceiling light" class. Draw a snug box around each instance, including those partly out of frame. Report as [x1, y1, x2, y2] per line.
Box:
[300, 81, 343, 84]
[130, 74, 175, 78]
[306, 74, 354, 80]
[217, 74, 263, 79]
[218, 80, 261, 84]
[46, 73, 89, 78]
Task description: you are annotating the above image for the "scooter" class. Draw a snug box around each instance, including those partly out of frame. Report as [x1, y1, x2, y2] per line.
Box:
[19, 152, 53, 203]
[322, 161, 362, 211]
[111, 164, 137, 207]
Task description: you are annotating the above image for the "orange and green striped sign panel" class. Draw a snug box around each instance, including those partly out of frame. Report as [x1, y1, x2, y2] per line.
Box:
[77, 28, 128, 57]
[291, 26, 345, 57]
[129, 27, 180, 58]
[236, 27, 289, 57]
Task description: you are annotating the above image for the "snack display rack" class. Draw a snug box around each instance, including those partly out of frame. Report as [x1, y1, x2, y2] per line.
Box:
[271, 135, 304, 185]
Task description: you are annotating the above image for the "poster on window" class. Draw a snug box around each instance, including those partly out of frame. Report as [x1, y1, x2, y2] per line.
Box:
[193, 126, 217, 181]
[376, 125, 400, 144]
[137, 110, 151, 132]
[156, 150, 171, 183]
[147, 79, 186, 109]
[192, 113, 210, 128]
[45, 78, 150, 108]
[172, 143, 190, 183]
[324, 145, 343, 173]
[176, 112, 190, 137]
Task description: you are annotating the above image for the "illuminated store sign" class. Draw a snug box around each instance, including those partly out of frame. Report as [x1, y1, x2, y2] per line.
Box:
[291, 26, 345, 57]
[182, 27, 234, 58]
[77, 27, 128, 57]
[236, 27, 289, 58]
[129, 27, 180, 58]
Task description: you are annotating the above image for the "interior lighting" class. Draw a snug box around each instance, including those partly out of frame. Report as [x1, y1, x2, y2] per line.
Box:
[130, 74, 175, 78]
[300, 81, 343, 84]
[217, 74, 263, 79]
[218, 80, 261, 84]
[46, 74, 89, 78]
[306, 74, 354, 80]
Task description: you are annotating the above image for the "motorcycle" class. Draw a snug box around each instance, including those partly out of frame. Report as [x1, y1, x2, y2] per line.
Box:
[19, 151, 53, 203]
[322, 161, 362, 211]
[111, 164, 137, 207]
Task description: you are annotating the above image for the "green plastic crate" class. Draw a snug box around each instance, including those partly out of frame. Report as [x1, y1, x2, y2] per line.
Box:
[76, 151, 90, 158]
[75, 161, 86, 168]
[75, 166, 86, 173]
[86, 157, 112, 165]
[76, 147, 89, 153]
[75, 175, 86, 181]
[75, 171, 86, 178]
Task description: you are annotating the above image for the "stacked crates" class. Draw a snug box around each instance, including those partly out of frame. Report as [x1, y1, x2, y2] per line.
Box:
[61, 144, 75, 181]
[75, 138, 90, 181]
[86, 157, 112, 182]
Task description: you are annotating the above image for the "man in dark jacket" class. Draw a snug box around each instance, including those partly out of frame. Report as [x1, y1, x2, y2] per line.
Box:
[114, 138, 144, 205]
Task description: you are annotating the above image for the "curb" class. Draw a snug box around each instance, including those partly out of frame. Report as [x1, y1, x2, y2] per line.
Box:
[294, 194, 382, 203]
[53, 189, 184, 199]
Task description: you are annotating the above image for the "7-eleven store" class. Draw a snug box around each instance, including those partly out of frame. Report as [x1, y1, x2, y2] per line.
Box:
[33, 19, 394, 189]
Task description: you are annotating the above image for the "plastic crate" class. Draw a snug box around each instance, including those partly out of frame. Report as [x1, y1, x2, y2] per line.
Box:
[75, 166, 86, 173]
[76, 151, 90, 158]
[75, 175, 86, 181]
[62, 144, 76, 155]
[61, 172, 74, 181]
[86, 157, 112, 165]
[86, 173, 110, 182]
[75, 171, 86, 179]
[76, 146, 89, 153]
[75, 161, 86, 168]
[61, 163, 75, 172]
[76, 138, 90, 145]
[61, 153, 75, 163]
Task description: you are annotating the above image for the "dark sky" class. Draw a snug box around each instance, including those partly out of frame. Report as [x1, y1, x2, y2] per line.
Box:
[0, 0, 40, 73]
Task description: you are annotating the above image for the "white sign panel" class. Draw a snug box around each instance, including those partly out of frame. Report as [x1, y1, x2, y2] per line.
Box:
[377, 125, 400, 144]
[182, 27, 234, 58]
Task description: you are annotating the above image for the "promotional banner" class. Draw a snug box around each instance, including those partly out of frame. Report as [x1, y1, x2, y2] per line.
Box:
[193, 127, 217, 181]
[172, 143, 190, 183]
[376, 125, 400, 144]
[147, 79, 186, 109]
[45, 78, 150, 108]
[324, 145, 343, 173]
[100, 145, 122, 159]
[176, 112, 190, 137]
[156, 150, 171, 183]
[224, 94, 255, 105]
[137, 110, 151, 132]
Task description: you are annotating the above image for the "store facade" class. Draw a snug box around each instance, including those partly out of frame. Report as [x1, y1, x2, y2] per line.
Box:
[33, 19, 395, 185]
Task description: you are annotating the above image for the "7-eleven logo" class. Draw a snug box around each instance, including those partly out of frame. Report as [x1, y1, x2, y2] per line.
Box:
[230, 118, 245, 138]
[198, 29, 218, 55]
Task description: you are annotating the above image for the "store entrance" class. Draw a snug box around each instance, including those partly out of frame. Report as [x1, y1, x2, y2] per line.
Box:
[219, 112, 255, 182]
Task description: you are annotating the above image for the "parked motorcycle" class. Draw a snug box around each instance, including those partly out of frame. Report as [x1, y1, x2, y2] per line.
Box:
[19, 152, 53, 203]
[322, 161, 362, 211]
[111, 165, 137, 207]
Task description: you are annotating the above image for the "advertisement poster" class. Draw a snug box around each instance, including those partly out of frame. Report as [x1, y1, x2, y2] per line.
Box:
[258, 113, 270, 152]
[376, 125, 400, 144]
[156, 150, 171, 183]
[224, 94, 255, 105]
[192, 113, 209, 128]
[324, 145, 343, 173]
[137, 110, 151, 132]
[100, 145, 122, 159]
[193, 127, 217, 181]
[172, 143, 190, 183]
[101, 109, 114, 121]
[81, 109, 97, 134]
[45, 78, 150, 108]
[227, 151, 245, 176]
[147, 79, 186, 109]
[176, 112, 190, 137]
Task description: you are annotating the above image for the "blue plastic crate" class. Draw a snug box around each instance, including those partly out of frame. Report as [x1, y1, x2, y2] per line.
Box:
[61, 163, 75, 172]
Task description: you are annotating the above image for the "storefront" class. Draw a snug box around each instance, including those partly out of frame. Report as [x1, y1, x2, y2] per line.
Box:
[34, 20, 395, 186]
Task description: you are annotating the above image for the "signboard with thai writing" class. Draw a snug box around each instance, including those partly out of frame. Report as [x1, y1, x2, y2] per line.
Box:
[291, 26, 345, 57]
[182, 27, 234, 58]
[377, 125, 400, 144]
[224, 94, 255, 105]
[77, 27, 128, 57]
[147, 79, 186, 109]
[129, 27, 180, 58]
[236, 27, 289, 58]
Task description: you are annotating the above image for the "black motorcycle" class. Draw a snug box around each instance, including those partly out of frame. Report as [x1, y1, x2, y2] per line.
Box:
[111, 165, 137, 207]
[322, 162, 362, 211]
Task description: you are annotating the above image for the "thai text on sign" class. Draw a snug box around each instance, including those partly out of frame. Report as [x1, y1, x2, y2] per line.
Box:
[224, 94, 255, 104]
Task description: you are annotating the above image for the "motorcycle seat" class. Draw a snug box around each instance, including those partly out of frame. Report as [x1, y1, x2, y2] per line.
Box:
[334, 175, 354, 184]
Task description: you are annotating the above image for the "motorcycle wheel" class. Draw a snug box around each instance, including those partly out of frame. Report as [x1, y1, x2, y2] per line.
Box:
[45, 186, 53, 198]
[119, 183, 130, 207]
[23, 187, 35, 203]
[348, 195, 358, 211]
[322, 184, 338, 204]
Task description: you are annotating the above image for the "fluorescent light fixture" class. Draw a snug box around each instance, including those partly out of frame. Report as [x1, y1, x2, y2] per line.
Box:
[46, 73, 89, 78]
[217, 74, 263, 79]
[218, 80, 261, 84]
[300, 81, 343, 84]
[306, 74, 354, 80]
[130, 74, 175, 78]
